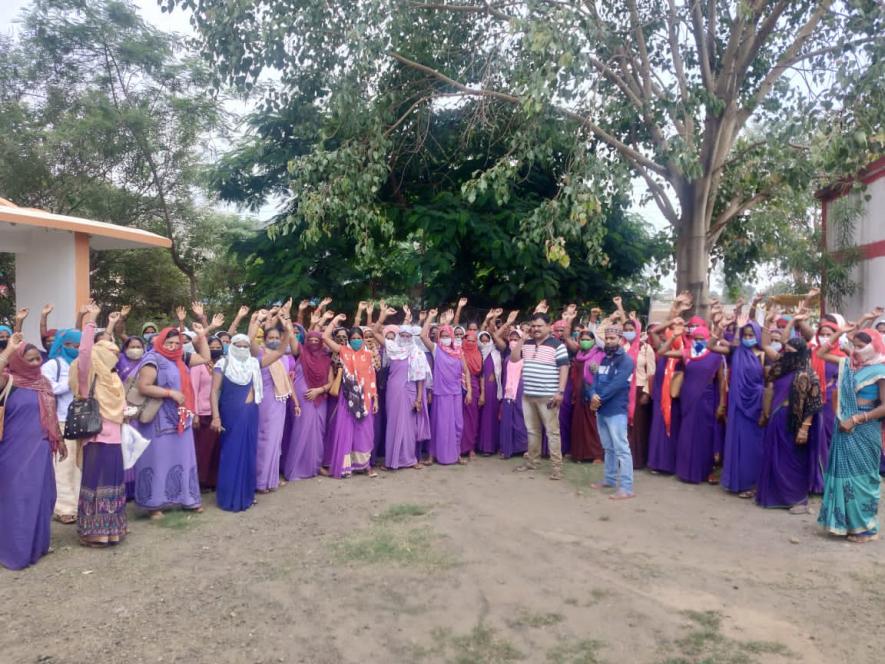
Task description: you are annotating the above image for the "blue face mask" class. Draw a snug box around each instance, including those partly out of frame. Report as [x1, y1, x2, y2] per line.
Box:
[623, 331, 637, 342]
[693, 340, 707, 353]
[741, 338, 757, 348]
[222, 343, 230, 355]
[296, 333, 305, 344]
[349, 339, 364, 351]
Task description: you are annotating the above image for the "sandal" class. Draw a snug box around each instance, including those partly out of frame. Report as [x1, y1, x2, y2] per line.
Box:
[738, 490, 755, 499]
[54, 514, 77, 525]
[847, 533, 879, 544]
[367, 470, 379, 478]
[457, 457, 468, 465]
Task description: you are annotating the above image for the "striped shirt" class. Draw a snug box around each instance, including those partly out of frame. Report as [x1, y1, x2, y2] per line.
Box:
[522, 336, 569, 397]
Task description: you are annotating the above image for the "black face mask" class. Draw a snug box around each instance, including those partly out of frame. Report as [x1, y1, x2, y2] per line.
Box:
[0, 339, 7, 351]
[604, 344, 619, 356]
[210, 348, 224, 361]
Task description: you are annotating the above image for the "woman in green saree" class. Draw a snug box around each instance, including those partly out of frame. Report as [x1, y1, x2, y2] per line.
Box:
[816, 327, 885, 543]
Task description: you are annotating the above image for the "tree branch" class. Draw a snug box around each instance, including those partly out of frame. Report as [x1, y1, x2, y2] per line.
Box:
[410, 2, 511, 21]
[707, 187, 774, 242]
[389, 51, 668, 176]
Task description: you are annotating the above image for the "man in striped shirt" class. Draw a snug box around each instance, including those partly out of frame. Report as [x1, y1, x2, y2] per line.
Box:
[512, 312, 570, 480]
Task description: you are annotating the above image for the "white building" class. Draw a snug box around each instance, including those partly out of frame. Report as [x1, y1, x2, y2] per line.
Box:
[819, 157, 885, 319]
[1, 197, 171, 342]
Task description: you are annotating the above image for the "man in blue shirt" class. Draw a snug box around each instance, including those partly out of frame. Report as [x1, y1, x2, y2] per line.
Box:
[586, 325, 635, 500]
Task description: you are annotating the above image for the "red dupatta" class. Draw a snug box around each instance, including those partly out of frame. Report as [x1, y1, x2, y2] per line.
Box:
[153, 327, 196, 432]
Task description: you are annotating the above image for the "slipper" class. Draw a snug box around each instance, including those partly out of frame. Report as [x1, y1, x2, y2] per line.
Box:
[738, 491, 755, 499]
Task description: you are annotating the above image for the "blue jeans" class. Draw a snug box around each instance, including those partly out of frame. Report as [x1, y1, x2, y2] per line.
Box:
[597, 413, 633, 493]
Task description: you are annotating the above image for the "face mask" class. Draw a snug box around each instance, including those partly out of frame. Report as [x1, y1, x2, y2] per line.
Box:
[623, 331, 637, 342]
[693, 340, 707, 353]
[222, 343, 230, 355]
[183, 342, 196, 354]
[440, 337, 453, 347]
[397, 336, 411, 348]
[723, 331, 735, 343]
[0, 339, 8, 351]
[509, 340, 519, 349]
[839, 336, 853, 352]
[579, 340, 594, 350]
[741, 338, 757, 348]
[479, 341, 492, 351]
[125, 347, 144, 361]
[604, 344, 619, 356]
[853, 344, 876, 363]
[210, 348, 224, 361]
[265, 340, 281, 350]
[230, 345, 251, 362]
[349, 339, 364, 351]
[770, 342, 783, 353]
[296, 333, 305, 344]
[453, 338, 463, 348]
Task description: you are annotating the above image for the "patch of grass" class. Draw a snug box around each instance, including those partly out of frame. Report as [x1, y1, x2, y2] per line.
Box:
[587, 589, 611, 605]
[661, 610, 793, 664]
[563, 461, 604, 489]
[432, 624, 524, 664]
[148, 510, 201, 530]
[546, 638, 605, 664]
[374, 503, 431, 523]
[332, 525, 454, 569]
[564, 597, 580, 606]
[507, 609, 564, 629]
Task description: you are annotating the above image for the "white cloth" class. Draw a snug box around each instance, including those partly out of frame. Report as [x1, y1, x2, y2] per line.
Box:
[121, 424, 151, 470]
[384, 331, 431, 383]
[221, 334, 264, 404]
[41, 357, 73, 423]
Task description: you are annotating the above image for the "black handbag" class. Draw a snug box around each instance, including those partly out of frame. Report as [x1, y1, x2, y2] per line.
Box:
[64, 376, 103, 439]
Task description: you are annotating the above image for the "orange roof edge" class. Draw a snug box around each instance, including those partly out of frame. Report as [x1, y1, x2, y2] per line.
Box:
[0, 200, 172, 249]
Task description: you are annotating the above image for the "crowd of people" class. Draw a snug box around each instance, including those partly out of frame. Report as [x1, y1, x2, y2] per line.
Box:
[1, 290, 884, 571]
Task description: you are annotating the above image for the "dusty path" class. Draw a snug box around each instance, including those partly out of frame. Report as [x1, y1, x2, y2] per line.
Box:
[2, 457, 882, 664]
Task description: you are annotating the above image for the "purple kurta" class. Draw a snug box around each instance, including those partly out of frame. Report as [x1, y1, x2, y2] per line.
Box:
[384, 359, 419, 469]
[808, 361, 837, 493]
[255, 354, 291, 490]
[283, 359, 326, 480]
[476, 354, 500, 455]
[675, 352, 721, 484]
[721, 350, 765, 493]
[647, 356, 680, 473]
[460, 372, 481, 454]
[133, 355, 201, 510]
[756, 373, 811, 508]
[328, 390, 375, 478]
[0, 388, 56, 570]
[499, 357, 528, 458]
[558, 375, 573, 456]
[430, 346, 463, 464]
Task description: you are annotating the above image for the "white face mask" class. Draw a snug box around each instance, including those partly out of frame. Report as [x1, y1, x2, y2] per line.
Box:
[397, 336, 411, 347]
[440, 337, 453, 347]
[479, 341, 492, 351]
[839, 336, 853, 352]
[453, 338, 463, 348]
[770, 341, 783, 353]
[125, 347, 144, 361]
[230, 345, 251, 362]
[853, 344, 876, 363]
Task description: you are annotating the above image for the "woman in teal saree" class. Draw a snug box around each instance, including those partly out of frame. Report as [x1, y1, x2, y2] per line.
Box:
[816, 328, 885, 544]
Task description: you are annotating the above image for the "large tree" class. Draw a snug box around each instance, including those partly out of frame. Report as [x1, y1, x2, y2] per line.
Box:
[224, 104, 669, 313]
[168, 0, 882, 310]
[0, 0, 252, 305]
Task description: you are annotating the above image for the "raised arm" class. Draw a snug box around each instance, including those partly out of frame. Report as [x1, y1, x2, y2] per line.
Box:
[492, 310, 518, 351]
[453, 297, 468, 326]
[259, 320, 292, 368]
[13, 307, 28, 334]
[39, 304, 53, 343]
[420, 309, 438, 353]
[353, 300, 366, 328]
[228, 305, 250, 336]
[78, 305, 101, 395]
[323, 313, 347, 354]
[562, 307, 579, 354]
[0, 333, 24, 390]
[188, 322, 212, 366]
[191, 301, 209, 327]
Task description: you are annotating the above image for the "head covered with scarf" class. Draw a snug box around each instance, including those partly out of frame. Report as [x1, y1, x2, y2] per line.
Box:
[4, 343, 62, 451]
[300, 330, 332, 400]
[48, 328, 81, 365]
[70, 338, 126, 424]
[437, 324, 462, 359]
[769, 336, 822, 434]
[462, 330, 483, 376]
[149, 327, 196, 431]
[219, 333, 264, 404]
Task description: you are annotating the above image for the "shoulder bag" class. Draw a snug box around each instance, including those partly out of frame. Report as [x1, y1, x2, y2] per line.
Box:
[64, 376, 103, 439]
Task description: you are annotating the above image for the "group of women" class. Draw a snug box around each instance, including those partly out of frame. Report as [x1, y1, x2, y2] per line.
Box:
[1, 291, 884, 571]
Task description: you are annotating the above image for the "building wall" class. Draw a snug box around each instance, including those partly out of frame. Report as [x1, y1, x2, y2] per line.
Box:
[14, 229, 79, 344]
[824, 170, 885, 320]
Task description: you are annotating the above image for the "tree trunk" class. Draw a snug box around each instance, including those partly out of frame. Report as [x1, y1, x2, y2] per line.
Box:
[675, 195, 711, 318]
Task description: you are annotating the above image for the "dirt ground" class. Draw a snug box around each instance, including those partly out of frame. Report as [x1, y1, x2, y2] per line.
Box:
[1, 457, 883, 664]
